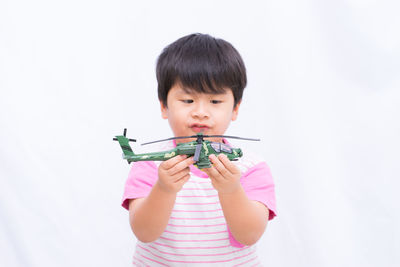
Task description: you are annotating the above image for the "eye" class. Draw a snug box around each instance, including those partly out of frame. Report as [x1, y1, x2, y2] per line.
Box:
[181, 99, 193, 104]
[210, 100, 222, 104]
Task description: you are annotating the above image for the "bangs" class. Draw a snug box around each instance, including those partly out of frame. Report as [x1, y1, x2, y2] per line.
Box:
[174, 64, 233, 96]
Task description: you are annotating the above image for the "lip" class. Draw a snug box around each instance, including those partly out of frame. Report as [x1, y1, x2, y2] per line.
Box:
[190, 123, 210, 133]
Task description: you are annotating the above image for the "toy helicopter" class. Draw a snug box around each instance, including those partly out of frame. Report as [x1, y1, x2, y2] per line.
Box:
[113, 128, 260, 169]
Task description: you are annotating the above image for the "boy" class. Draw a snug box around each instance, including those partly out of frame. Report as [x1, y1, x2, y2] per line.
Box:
[122, 33, 276, 266]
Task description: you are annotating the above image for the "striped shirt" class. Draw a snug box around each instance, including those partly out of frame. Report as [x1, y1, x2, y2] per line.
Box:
[122, 141, 276, 266]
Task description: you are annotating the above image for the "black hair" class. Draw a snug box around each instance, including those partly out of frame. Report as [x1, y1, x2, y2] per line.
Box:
[156, 33, 246, 107]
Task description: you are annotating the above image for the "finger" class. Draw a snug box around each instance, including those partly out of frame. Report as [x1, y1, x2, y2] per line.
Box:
[169, 156, 195, 176]
[176, 173, 191, 187]
[202, 165, 224, 182]
[175, 156, 195, 171]
[172, 167, 191, 183]
[161, 155, 187, 170]
[217, 154, 240, 175]
[209, 154, 231, 178]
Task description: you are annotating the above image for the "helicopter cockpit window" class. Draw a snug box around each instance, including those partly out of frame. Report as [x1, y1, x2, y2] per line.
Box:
[220, 144, 232, 153]
[210, 142, 221, 153]
[211, 143, 232, 153]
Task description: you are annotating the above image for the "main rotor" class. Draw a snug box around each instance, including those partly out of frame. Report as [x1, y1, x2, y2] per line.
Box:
[141, 132, 260, 146]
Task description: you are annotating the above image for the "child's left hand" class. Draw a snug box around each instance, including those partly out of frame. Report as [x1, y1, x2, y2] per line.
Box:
[202, 154, 242, 194]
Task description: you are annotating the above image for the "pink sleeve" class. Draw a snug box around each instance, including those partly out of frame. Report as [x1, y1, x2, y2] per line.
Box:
[228, 161, 277, 247]
[240, 162, 277, 220]
[121, 161, 158, 210]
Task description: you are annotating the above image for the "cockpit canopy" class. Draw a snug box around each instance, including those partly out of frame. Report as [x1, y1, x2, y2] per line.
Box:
[210, 142, 232, 153]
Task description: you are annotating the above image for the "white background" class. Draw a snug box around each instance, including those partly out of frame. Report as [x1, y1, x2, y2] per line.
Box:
[1, 0, 399, 266]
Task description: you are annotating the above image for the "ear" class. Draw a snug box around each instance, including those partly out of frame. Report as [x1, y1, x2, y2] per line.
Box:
[231, 101, 241, 121]
[160, 101, 168, 119]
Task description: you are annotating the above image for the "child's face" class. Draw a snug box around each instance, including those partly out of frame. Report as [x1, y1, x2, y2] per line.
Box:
[160, 83, 240, 143]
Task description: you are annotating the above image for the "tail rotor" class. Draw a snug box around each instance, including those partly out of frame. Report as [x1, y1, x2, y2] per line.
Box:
[113, 128, 136, 142]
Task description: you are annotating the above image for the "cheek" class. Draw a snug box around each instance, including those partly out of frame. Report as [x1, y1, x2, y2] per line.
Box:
[221, 107, 237, 122]
[170, 108, 187, 123]
[216, 112, 233, 128]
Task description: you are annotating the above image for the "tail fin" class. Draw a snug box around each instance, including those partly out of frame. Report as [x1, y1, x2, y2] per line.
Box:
[113, 129, 136, 163]
[116, 136, 135, 157]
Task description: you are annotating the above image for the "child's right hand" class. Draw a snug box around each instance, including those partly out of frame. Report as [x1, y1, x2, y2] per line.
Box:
[156, 155, 194, 194]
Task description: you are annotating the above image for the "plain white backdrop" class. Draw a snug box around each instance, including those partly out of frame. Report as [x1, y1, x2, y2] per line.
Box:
[1, 0, 399, 266]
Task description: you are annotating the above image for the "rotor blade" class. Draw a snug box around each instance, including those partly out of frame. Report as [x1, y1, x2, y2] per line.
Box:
[141, 135, 198, 146]
[193, 143, 202, 162]
[141, 133, 260, 146]
[204, 135, 260, 141]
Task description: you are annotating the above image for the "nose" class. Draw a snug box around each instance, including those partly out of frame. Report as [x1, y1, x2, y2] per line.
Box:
[191, 101, 209, 119]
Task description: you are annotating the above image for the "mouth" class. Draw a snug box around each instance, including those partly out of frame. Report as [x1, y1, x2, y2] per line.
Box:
[190, 124, 210, 133]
